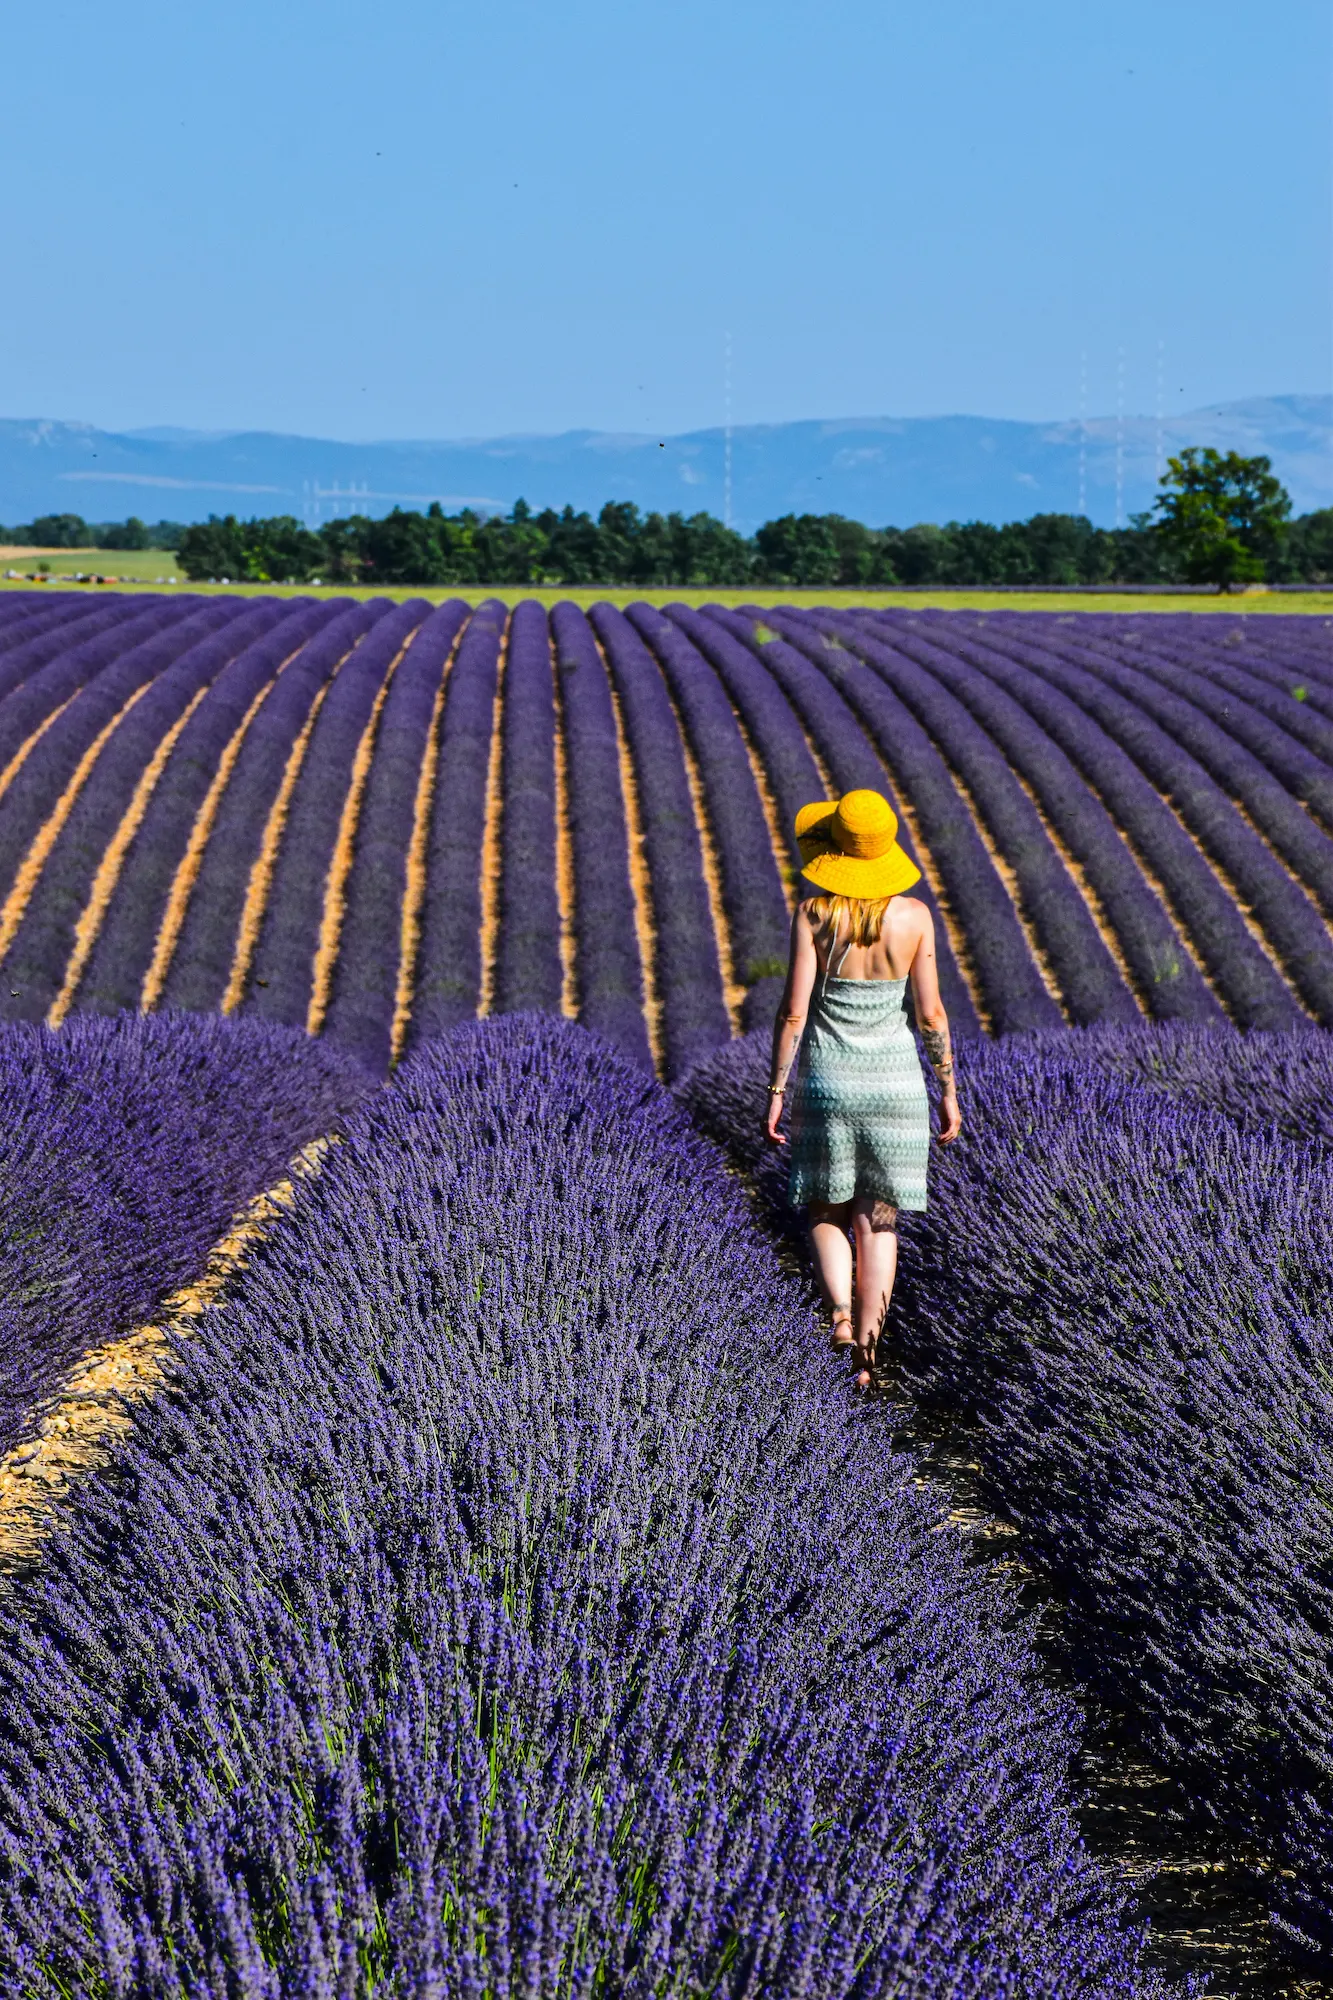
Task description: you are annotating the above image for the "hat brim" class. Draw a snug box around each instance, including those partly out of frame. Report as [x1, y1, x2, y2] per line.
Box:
[794, 800, 838, 864]
[800, 847, 922, 897]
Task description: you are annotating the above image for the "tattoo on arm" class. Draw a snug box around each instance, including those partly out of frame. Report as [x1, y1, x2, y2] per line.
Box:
[922, 1026, 954, 1083]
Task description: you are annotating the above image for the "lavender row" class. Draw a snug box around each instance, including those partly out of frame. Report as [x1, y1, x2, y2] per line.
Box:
[654, 603, 823, 857]
[0, 595, 104, 667]
[693, 606, 985, 1031]
[242, 601, 428, 1027]
[992, 610, 1333, 734]
[1022, 620, 1333, 899]
[588, 604, 731, 1078]
[321, 601, 470, 1073]
[0, 1017, 1162, 1996]
[160, 601, 389, 1011]
[627, 604, 790, 1031]
[1050, 1019, 1333, 1149]
[811, 610, 1138, 1025]
[1111, 628, 1333, 831]
[907, 610, 1305, 1023]
[0, 1010, 369, 1459]
[0, 593, 56, 645]
[1196, 626, 1333, 728]
[703, 605, 885, 792]
[0, 597, 213, 770]
[0, 600, 245, 930]
[848, 616, 1221, 1023]
[1124, 614, 1333, 709]
[0, 592, 174, 720]
[684, 1022, 1333, 1957]
[896, 615, 1304, 1029]
[894, 1038, 1333, 1956]
[493, 599, 564, 1016]
[991, 620, 1333, 1023]
[549, 603, 651, 1065]
[740, 607, 1044, 1033]
[73, 599, 349, 1014]
[407, 600, 506, 1041]
[0, 599, 313, 1021]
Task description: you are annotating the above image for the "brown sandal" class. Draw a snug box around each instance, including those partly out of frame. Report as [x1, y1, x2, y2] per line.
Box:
[829, 1306, 855, 1353]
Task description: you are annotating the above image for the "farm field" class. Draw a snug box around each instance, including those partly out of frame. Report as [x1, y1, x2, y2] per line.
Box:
[4, 571, 1333, 612]
[0, 546, 185, 583]
[0, 590, 1329, 1057]
[0, 587, 1331, 1993]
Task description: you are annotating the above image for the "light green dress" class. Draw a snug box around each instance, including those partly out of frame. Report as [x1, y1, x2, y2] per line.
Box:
[788, 971, 930, 1212]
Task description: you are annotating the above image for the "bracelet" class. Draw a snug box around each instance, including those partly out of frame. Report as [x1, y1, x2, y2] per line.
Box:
[768, 1084, 785, 1096]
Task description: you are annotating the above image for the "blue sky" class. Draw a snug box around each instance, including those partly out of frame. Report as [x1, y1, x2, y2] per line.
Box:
[2, 0, 1328, 440]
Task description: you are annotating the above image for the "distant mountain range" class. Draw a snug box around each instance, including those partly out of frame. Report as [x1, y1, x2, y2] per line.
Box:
[2, 394, 1330, 535]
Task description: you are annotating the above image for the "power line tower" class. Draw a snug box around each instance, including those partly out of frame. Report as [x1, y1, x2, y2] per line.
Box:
[1115, 346, 1126, 529]
[724, 329, 733, 531]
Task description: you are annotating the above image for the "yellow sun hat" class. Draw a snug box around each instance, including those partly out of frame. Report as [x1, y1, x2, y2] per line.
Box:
[795, 789, 921, 897]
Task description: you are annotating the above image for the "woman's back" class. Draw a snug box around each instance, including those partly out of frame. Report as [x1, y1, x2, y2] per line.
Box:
[810, 893, 928, 983]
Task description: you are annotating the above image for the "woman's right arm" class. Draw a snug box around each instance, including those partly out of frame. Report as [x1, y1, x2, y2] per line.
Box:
[907, 905, 962, 1144]
[766, 904, 817, 1146]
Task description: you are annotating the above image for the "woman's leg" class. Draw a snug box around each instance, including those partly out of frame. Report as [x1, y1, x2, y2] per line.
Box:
[851, 1197, 899, 1382]
[808, 1200, 854, 1340]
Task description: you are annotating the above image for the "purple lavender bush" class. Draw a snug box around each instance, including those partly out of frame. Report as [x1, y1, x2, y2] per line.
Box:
[794, 610, 1134, 1026]
[408, 599, 505, 1041]
[722, 606, 1036, 1034]
[321, 600, 469, 1072]
[161, 600, 388, 1011]
[550, 602, 651, 1065]
[0, 597, 221, 776]
[1111, 622, 1333, 799]
[0, 1009, 370, 1458]
[823, 612, 1218, 1025]
[970, 618, 1329, 1022]
[1040, 1018, 1333, 1148]
[625, 602, 790, 1033]
[0, 595, 102, 667]
[0, 1017, 1166, 1998]
[679, 1020, 1333, 1959]
[647, 603, 823, 853]
[897, 612, 1303, 1029]
[0, 599, 320, 1022]
[245, 601, 430, 1026]
[493, 600, 563, 1016]
[1025, 621, 1333, 945]
[0, 595, 175, 710]
[73, 598, 347, 1016]
[589, 604, 730, 1077]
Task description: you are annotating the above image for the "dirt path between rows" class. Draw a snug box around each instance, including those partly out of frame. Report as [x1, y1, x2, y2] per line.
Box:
[0, 1138, 329, 1569]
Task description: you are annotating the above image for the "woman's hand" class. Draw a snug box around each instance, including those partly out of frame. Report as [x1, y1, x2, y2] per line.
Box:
[937, 1086, 962, 1145]
[765, 1089, 787, 1147]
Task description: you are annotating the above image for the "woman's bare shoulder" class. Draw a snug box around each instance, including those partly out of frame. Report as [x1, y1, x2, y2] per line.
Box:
[890, 894, 934, 931]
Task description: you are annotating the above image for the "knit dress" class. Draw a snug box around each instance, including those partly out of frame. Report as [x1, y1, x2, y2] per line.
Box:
[788, 973, 931, 1211]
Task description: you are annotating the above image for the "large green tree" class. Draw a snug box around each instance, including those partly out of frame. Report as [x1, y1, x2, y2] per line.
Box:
[1152, 447, 1290, 590]
[21, 513, 95, 548]
[754, 514, 842, 587]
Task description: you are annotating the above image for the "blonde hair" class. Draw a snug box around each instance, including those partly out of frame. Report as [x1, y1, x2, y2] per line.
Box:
[805, 892, 892, 950]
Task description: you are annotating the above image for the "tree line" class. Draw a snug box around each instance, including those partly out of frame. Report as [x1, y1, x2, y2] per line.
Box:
[5, 450, 1329, 590]
[0, 514, 187, 552]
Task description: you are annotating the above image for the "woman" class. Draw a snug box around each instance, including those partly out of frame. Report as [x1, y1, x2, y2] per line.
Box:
[766, 789, 962, 1386]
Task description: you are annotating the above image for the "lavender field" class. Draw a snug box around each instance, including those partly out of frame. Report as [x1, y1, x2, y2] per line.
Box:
[0, 588, 1330, 1994]
[0, 589, 1329, 1061]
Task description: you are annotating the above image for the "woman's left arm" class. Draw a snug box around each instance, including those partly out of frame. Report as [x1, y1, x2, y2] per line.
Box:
[766, 905, 817, 1146]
